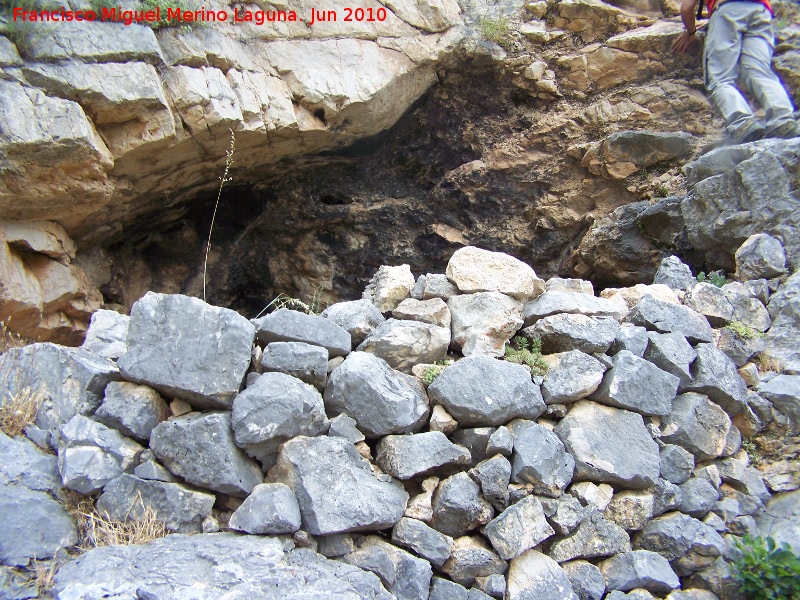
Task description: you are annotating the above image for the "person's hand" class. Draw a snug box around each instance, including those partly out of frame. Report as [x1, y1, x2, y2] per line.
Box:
[671, 31, 696, 54]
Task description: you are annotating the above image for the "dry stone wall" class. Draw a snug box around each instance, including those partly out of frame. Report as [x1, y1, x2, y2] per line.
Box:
[1, 244, 799, 599]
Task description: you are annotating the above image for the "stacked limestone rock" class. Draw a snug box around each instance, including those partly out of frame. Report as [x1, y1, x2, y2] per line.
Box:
[0, 244, 798, 599]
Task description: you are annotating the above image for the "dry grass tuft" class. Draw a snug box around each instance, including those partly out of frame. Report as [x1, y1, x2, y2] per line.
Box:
[81, 504, 167, 548]
[0, 387, 44, 437]
[755, 353, 785, 374]
[33, 558, 59, 595]
[0, 319, 28, 354]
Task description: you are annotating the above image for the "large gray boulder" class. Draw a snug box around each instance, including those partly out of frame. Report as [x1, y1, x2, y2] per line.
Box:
[683, 344, 748, 416]
[677, 478, 719, 518]
[0, 342, 119, 435]
[228, 483, 301, 535]
[96, 474, 215, 533]
[149, 412, 263, 497]
[393, 297, 451, 328]
[526, 314, 619, 354]
[441, 536, 507, 587]
[427, 355, 545, 427]
[654, 256, 696, 292]
[269, 436, 408, 535]
[627, 295, 713, 344]
[555, 401, 660, 489]
[660, 393, 731, 460]
[659, 445, 695, 485]
[446, 246, 545, 301]
[376, 432, 470, 480]
[523, 291, 627, 326]
[548, 510, 632, 563]
[0, 483, 78, 566]
[57, 415, 143, 494]
[261, 341, 329, 390]
[484, 495, 555, 560]
[469, 454, 512, 511]
[448, 292, 524, 357]
[254, 308, 351, 357]
[391, 517, 453, 567]
[506, 550, 578, 600]
[429, 472, 494, 537]
[510, 420, 575, 497]
[118, 292, 255, 410]
[52, 533, 393, 599]
[681, 139, 800, 273]
[541, 350, 607, 405]
[562, 560, 606, 600]
[634, 511, 725, 564]
[421, 274, 462, 301]
[590, 350, 680, 416]
[363, 265, 415, 313]
[685, 282, 736, 326]
[357, 318, 450, 372]
[757, 490, 800, 554]
[93, 381, 170, 443]
[764, 297, 800, 375]
[0, 431, 60, 496]
[643, 332, 697, 385]
[600, 550, 680, 594]
[322, 299, 385, 347]
[231, 372, 330, 469]
[758, 375, 800, 433]
[344, 536, 432, 600]
[324, 352, 429, 438]
[735, 233, 787, 281]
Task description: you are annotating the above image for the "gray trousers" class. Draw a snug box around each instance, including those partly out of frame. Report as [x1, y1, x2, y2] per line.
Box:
[704, 1, 795, 134]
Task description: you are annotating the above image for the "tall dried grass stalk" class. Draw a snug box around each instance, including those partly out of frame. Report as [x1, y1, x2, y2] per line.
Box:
[0, 387, 43, 437]
[81, 504, 167, 548]
[203, 129, 236, 303]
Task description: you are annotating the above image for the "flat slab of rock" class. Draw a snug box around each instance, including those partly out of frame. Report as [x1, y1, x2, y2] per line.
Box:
[757, 490, 800, 554]
[506, 550, 578, 600]
[321, 299, 385, 347]
[448, 292, 524, 357]
[357, 318, 449, 372]
[427, 355, 545, 427]
[229, 483, 301, 535]
[590, 350, 680, 416]
[446, 246, 545, 301]
[269, 435, 408, 535]
[0, 482, 78, 566]
[555, 401, 660, 489]
[600, 550, 680, 594]
[324, 352, 429, 438]
[393, 297, 451, 328]
[0, 342, 119, 434]
[523, 291, 627, 326]
[634, 511, 725, 563]
[93, 381, 169, 442]
[261, 341, 328, 390]
[548, 510, 632, 563]
[52, 533, 393, 599]
[254, 308, 351, 358]
[231, 371, 330, 469]
[149, 412, 263, 497]
[643, 332, 697, 385]
[526, 313, 619, 354]
[344, 536, 432, 600]
[542, 350, 607, 405]
[660, 393, 731, 460]
[119, 292, 255, 410]
[81, 309, 130, 360]
[627, 295, 713, 344]
[758, 375, 800, 434]
[484, 495, 555, 560]
[57, 415, 143, 494]
[683, 343, 748, 416]
[97, 474, 215, 533]
[376, 432, 470, 480]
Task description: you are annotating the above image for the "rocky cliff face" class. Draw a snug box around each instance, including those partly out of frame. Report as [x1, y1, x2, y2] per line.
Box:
[0, 0, 799, 338]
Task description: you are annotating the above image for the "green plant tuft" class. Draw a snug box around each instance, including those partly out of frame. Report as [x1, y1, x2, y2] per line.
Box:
[732, 534, 800, 599]
[725, 321, 764, 341]
[504, 335, 548, 377]
[741, 439, 762, 466]
[477, 16, 514, 50]
[696, 271, 728, 287]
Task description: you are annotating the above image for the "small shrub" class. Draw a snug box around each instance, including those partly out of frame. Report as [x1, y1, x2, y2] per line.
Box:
[725, 321, 764, 341]
[505, 336, 548, 377]
[732, 534, 800, 600]
[422, 364, 445, 386]
[477, 16, 514, 50]
[0, 387, 44, 438]
[254, 289, 324, 318]
[755, 352, 784, 374]
[741, 439, 762, 466]
[696, 271, 728, 287]
[654, 185, 670, 198]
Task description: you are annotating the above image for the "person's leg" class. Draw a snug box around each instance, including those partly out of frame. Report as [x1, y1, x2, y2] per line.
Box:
[704, 3, 759, 135]
[739, 5, 797, 133]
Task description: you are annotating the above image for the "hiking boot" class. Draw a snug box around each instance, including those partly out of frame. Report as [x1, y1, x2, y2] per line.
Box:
[728, 120, 765, 144]
[766, 120, 800, 139]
